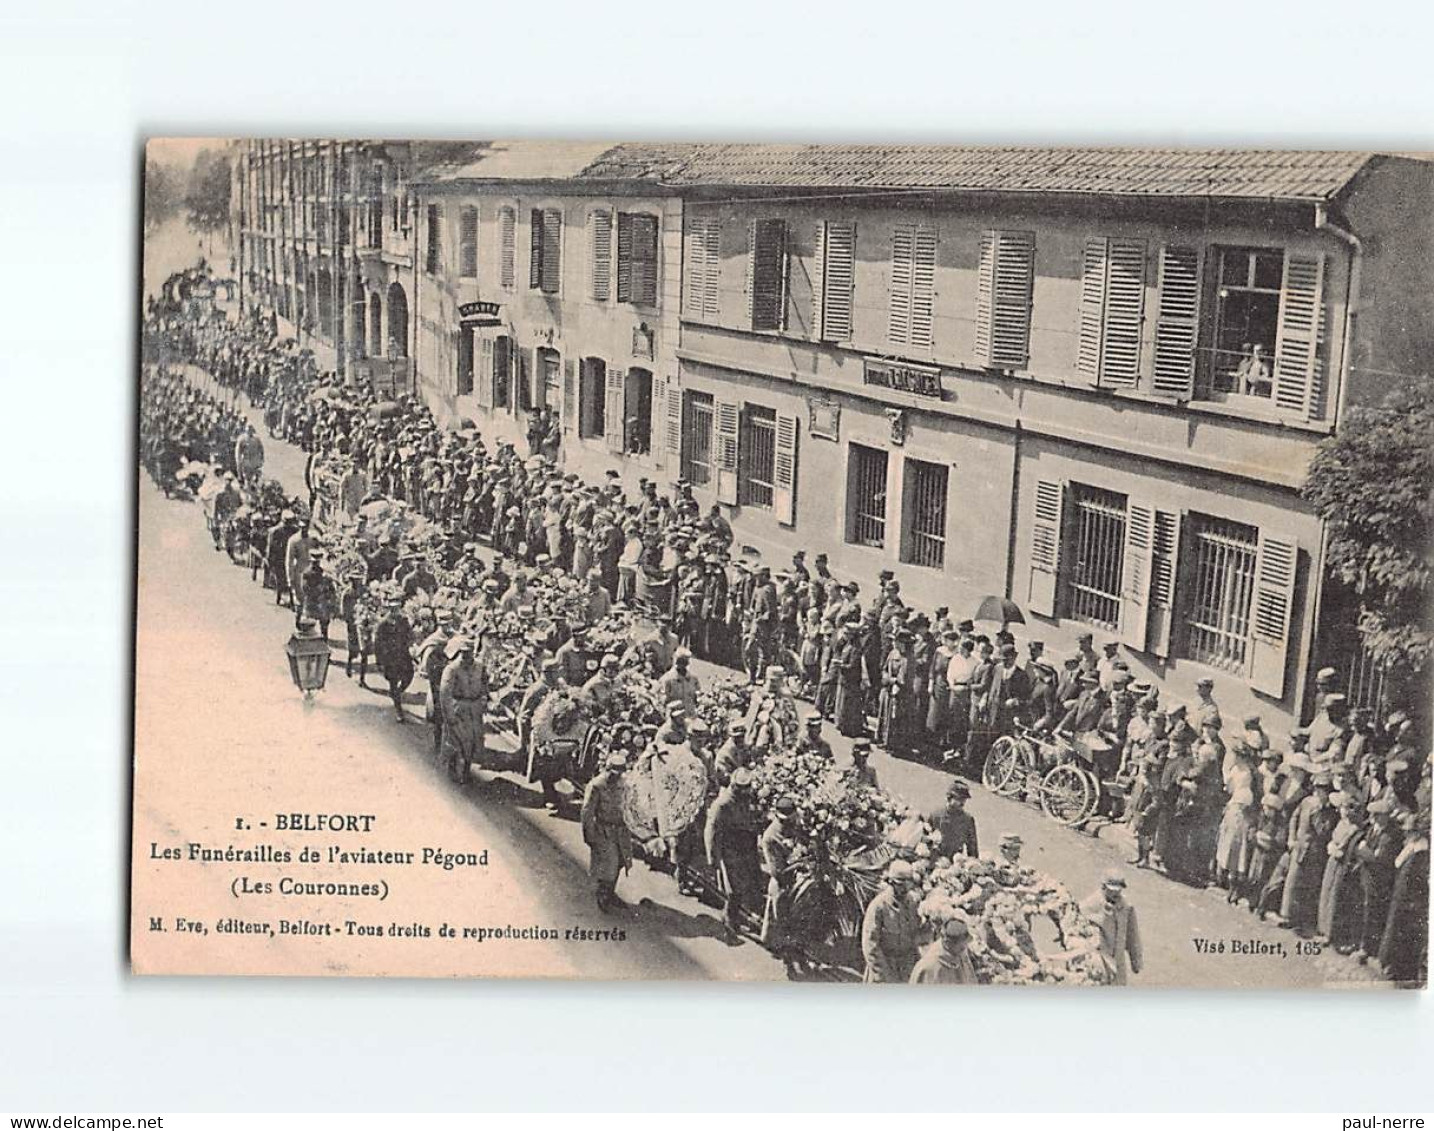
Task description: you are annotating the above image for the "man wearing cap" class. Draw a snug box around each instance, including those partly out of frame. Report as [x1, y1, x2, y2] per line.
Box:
[1193, 678, 1221, 732]
[744, 664, 798, 752]
[1311, 666, 1339, 719]
[581, 753, 633, 913]
[372, 595, 416, 723]
[743, 565, 779, 684]
[1096, 641, 1122, 690]
[581, 654, 622, 717]
[877, 627, 915, 755]
[982, 642, 1031, 740]
[297, 553, 338, 639]
[713, 720, 751, 786]
[861, 860, 921, 983]
[848, 738, 880, 789]
[211, 471, 242, 552]
[910, 917, 979, 985]
[760, 798, 803, 974]
[704, 767, 765, 941]
[655, 649, 701, 718]
[264, 509, 299, 605]
[942, 636, 977, 761]
[518, 660, 563, 772]
[553, 625, 593, 688]
[926, 781, 979, 859]
[998, 833, 1025, 866]
[1082, 873, 1143, 985]
[1352, 796, 1404, 963]
[793, 712, 834, 762]
[439, 635, 487, 784]
[416, 612, 457, 753]
[1075, 631, 1099, 674]
[1379, 803, 1429, 984]
[1308, 693, 1350, 769]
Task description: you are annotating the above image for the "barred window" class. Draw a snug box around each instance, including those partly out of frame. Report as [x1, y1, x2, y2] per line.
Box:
[1184, 514, 1258, 672]
[1065, 483, 1127, 632]
[847, 444, 888, 549]
[902, 458, 948, 569]
[738, 404, 776, 508]
[682, 391, 715, 489]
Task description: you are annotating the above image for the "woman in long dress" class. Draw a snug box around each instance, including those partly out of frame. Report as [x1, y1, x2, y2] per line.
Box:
[1214, 744, 1258, 899]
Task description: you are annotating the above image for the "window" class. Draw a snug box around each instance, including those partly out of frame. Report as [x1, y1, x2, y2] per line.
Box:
[889, 223, 935, 350]
[739, 404, 777, 507]
[538, 348, 561, 410]
[682, 391, 715, 488]
[492, 335, 512, 408]
[529, 208, 562, 294]
[458, 206, 478, 278]
[457, 326, 474, 396]
[902, 458, 948, 569]
[617, 212, 659, 306]
[1183, 514, 1258, 673]
[1076, 237, 1147, 387]
[624, 368, 653, 454]
[589, 211, 612, 301]
[975, 229, 1035, 368]
[1210, 247, 1283, 398]
[1065, 484, 1128, 632]
[815, 220, 856, 342]
[425, 203, 442, 275]
[498, 207, 516, 290]
[747, 219, 787, 331]
[683, 216, 721, 320]
[847, 444, 888, 548]
[579, 357, 607, 438]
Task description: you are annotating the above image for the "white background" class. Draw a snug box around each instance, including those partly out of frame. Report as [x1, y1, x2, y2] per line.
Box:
[1, 0, 1430, 1112]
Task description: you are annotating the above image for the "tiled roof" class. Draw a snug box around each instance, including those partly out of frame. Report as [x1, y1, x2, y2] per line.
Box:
[415, 140, 624, 184]
[581, 144, 1376, 202]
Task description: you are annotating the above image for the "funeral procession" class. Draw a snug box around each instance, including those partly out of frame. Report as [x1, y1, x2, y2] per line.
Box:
[132, 139, 1430, 987]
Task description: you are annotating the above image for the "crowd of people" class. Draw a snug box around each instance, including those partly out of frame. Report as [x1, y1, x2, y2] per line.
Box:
[139, 267, 1429, 987]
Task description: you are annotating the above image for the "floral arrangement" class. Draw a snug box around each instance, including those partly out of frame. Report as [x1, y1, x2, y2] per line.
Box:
[912, 849, 1108, 986]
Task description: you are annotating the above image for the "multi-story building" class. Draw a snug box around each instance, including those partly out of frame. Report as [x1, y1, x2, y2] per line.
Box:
[255, 141, 1431, 731]
[406, 142, 684, 487]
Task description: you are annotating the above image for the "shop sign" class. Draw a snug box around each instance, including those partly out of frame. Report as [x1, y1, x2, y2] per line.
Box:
[863, 357, 942, 398]
[458, 300, 503, 327]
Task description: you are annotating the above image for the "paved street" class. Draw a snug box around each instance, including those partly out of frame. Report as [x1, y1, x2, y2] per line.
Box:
[139, 358, 1384, 988]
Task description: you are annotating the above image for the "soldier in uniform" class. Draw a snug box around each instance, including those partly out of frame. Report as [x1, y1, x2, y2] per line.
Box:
[580, 752, 633, 913]
[655, 648, 701, 717]
[794, 711, 833, 761]
[713, 720, 752, 786]
[1082, 872, 1143, 985]
[372, 596, 415, 723]
[848, 737, 880, 789]
[760, 797, 802, 975]
[518, 659, 563, 790]
[926, 780, 979, 859]
[910, 917, 979, 985]
[439, 635, 487, 783]
[861, 860, 921, 983]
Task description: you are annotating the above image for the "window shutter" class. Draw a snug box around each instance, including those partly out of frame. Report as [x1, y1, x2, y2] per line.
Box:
[811, 221, 825, 339]
[1273, 253, 1325, 421]
[976, 230, 1034, 368]
[476, 337, 493, 409]
[615, 212, 632, 303]
[1076, 237, 1108, 380]
[591, 211, 612, 302]
[1147, 508, 1181, 658]
[1119, 501, 1154, 649]
[518, 347, 535, 410]
[665, 376, 683, 464]
[605, 365, 626, 453]
[910, 224, 935, 350]
[773, 412, 798, 527]
[714, 400, 740, 505]
[631, 214, 658, 305]
[1100, 238, 1146, 388]
[888, 224, 913, 346]
[540, 208, 562, 294]
[529, 210, 544, 290]
[685, 217, 720, 320]
[749, 218, 786, 331]
[1249, 533, 1298, 698]
[1151, 245, 1201, 399]
[1027, 478, 1064, 617]
[701, 218, 721, 319]
[562, 357, 577, 433]
[499, 207, 516, 290]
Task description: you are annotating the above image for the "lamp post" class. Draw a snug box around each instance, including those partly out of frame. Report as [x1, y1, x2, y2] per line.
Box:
[284, 618, 332, 700]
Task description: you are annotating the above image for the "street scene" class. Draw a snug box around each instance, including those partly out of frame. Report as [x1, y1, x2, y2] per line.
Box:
[130, 139, 1430, 988]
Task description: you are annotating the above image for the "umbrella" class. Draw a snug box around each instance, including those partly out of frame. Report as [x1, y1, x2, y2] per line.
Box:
[974, 595, 1026, 626]
[370, 400, 403, 421]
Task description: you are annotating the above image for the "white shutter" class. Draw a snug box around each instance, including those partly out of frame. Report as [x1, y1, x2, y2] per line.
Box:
[1100, 238, 1146, 387]
[1151, 245, 1201, 399]
[773, 412, 798, 527]
[1027, 478, 1064, 617]
[605, 365, 626, 453]
[1120, 501, 1154, 649]
[889, 224, 913, 346]
[811, 221, 825, 339]
[562, 357, 577, 433]
[1248, 532, 1298, 698]
[820, 220, 856, 342]
[744, 220, 757, 327]
[1273, 253, 1326, 421]
[714, 400, 740, 505]
[1147, 508, 1181, 658]
[499, 207, 516, 290]
[590, 210, 612, 302]
[1076, 237, 1109, 380]
[683, 218, 706, 319]
[910, 224, 935, 350]
[976, 230, 1034, 368]
[475, 337, 493, 409]
[540, 208, 563, 295]
[701, 218, 721, 320]
[665, 376, 683, 464]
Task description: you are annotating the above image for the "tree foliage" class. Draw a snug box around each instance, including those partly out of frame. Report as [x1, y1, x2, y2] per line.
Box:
[144, 158, 183, 230]
[1302, 379, 1434, 672]
[184, 148, 232, 234]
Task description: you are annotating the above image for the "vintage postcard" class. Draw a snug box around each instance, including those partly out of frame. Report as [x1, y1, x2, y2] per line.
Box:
[131, 138, 1430, 986]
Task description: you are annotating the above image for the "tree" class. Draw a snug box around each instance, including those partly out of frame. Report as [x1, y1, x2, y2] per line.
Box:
[1302, 379, 1434, 675]
[143, 157, 182, 231]
[184, 147, 232, 239]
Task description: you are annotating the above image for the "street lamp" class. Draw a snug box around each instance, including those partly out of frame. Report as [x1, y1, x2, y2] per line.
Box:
[284, 618, 332, 699]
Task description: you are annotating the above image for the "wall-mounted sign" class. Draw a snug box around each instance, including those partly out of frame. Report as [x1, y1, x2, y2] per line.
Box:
[458, 300, 503, 327]
[863, 357, 943, 398]
[632, 323, 655, 360]
[886, 408, 907, 446]
[807, 396, 841, 441]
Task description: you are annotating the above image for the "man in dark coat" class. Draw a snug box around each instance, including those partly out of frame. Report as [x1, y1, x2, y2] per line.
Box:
[925, 781, 979, 859]
[372, 598, 415, 722]
[704, 768, 765, 941]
